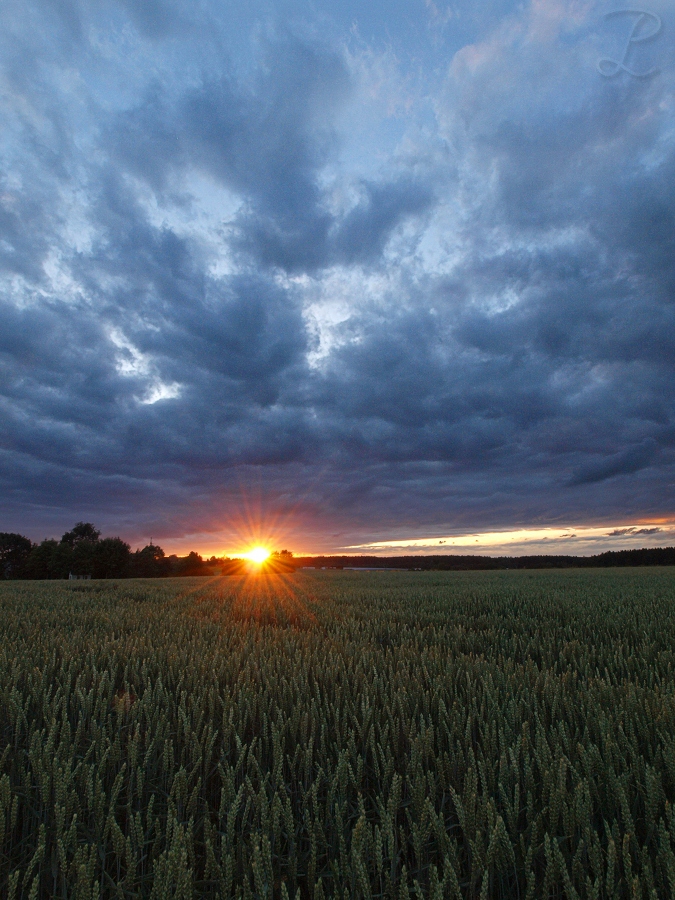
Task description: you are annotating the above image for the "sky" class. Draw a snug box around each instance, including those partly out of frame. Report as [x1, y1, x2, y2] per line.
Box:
[1, 0, 674, 556]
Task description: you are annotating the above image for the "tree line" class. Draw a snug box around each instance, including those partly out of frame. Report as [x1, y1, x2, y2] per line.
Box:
[293, 547, 675, 569]
[4, 526, 672, 579]
[0, 523, 219, 580]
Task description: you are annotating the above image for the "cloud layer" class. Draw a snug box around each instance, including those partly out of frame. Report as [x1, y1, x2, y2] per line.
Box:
[1, 0, 674, 552]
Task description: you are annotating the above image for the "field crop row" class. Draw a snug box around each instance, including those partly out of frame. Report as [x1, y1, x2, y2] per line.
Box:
[0, 569, 674, 898]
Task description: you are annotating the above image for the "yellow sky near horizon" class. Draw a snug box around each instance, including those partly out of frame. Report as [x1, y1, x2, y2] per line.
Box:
[344, 523, 675, 556]
[159, 520, 675, 559]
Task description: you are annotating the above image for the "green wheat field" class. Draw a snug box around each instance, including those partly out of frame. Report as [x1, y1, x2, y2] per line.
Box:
[1, 569, 675, 899]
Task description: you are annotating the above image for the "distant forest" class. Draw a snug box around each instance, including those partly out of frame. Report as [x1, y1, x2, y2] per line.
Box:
[293, 548, 675, 570]
[1, 524, 674, 579]
[0, 523, 220, 580]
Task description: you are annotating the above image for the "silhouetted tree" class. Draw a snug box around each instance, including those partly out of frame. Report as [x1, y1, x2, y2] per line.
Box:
[60, 522, 101, 546]
[128, 544, 170, 578]
[169, 551, 211, 576]
[23, 540, 73, 579]
[18, 523, 127, 579]
[0, 533, 34, 579]
[92, 538, 131, 579]
[49, 522, 102, 577]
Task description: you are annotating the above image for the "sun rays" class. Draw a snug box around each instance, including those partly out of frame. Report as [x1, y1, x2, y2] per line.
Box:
[187, 569, 317, 629]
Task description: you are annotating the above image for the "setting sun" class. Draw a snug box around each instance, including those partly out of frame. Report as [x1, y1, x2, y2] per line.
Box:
[244, 546, 271, 565]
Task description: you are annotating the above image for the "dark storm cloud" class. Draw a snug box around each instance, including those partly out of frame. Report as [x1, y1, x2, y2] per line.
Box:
[333, 177, 435, 264]
[1, 0, 675, 549]
[107, 36, 434, 271]
[0, 199, 51, 282]
[184, 39, 347, 263]
[569, 441, 659, 487]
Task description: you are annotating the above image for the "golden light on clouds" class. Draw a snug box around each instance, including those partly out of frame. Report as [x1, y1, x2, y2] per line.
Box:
[346, 521, 675, 556]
